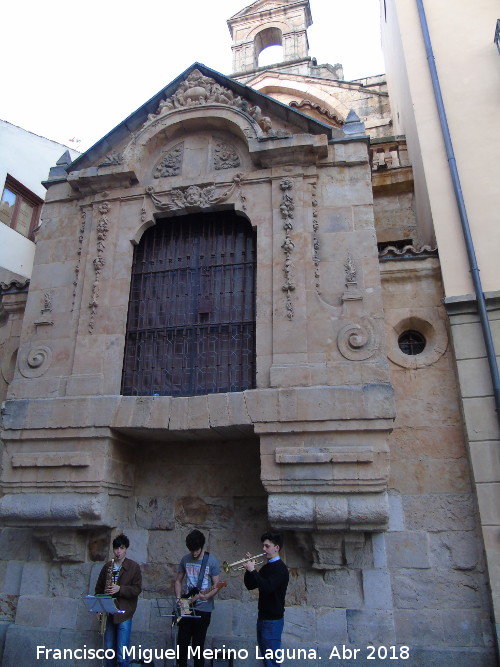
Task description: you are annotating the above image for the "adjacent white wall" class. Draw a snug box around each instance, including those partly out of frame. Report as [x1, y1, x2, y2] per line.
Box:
[0, 119, 80, 279]
[0, 225, 36, 280]
[380, 0, 500, 297]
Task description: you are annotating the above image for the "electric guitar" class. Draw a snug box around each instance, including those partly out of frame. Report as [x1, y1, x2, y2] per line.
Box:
[176, 581, 227, 622]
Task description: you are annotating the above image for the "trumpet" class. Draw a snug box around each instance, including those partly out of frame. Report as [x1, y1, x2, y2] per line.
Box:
[222, 553, 266, 573]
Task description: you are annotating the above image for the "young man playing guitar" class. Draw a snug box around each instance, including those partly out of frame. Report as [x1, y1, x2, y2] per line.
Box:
[174, 530, 222, 667]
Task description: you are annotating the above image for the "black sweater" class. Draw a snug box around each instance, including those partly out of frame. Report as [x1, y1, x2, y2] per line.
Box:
[244, 558, 289, 620]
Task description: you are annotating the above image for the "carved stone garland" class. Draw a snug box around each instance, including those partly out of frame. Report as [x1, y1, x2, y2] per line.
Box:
[72, 208, 86, 312]
[312, 181, 320, 294]
[89, 202, 110, 334]
[145, 174, 246, 212]
[280, 178, 295, 319]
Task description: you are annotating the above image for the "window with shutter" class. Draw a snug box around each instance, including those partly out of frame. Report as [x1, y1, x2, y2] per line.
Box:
[121, 211, 256, 397]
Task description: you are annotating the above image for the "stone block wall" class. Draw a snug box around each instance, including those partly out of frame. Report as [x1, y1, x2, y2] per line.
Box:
[0, 377, 496, 665]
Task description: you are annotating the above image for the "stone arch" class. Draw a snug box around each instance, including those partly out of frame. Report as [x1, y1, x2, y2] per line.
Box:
[123, 106, 262, 173]
[254, 25, 285, 66]
[254, 25, 283, 52]
[250, 76, 350, 123]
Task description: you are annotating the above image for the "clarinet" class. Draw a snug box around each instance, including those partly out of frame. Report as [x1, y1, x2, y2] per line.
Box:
[99, 559, 114, 635]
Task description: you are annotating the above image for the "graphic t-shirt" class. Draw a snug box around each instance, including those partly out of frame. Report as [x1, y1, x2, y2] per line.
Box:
[177, 552, 220, 612]
[112, 563, 122, 584]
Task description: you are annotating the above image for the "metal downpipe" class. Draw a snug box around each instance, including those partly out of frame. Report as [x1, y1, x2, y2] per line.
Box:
[416, 0, 500, 418]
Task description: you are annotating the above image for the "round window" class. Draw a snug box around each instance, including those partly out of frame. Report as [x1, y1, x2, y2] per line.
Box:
[398, 330, 426, 355]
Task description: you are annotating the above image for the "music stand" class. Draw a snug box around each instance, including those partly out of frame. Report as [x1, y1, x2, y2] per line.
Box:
[156, 597, 201, 626]
[155, 597, 201, 667]
[84, 594, 125, 615]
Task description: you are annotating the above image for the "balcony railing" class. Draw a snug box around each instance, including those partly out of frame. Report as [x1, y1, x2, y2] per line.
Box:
[370, 138, 410, 172]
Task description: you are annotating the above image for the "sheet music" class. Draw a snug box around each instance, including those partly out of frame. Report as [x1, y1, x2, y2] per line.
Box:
[84, 594, 125, 614]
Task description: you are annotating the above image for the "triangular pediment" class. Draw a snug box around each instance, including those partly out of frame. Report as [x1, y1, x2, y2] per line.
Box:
[228, 0, 310, 21]
[66, 62, 332, 174]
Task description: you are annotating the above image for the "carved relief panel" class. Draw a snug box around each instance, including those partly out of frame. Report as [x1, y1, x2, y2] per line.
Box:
[149, 134, 246, 182]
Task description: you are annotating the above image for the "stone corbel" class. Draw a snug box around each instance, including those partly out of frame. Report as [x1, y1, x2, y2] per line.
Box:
[248, 133, 328, 167]
[67, 164, 138, 194]
[264, 440, 390, 495]
[258, 406, 392, 536]
[1, 292, 28, 316]
[268, 491, 389, 533]
[0, 492, 130, 530]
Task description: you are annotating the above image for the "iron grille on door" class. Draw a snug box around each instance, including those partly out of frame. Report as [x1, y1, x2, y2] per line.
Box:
[121, 211, 256, 396]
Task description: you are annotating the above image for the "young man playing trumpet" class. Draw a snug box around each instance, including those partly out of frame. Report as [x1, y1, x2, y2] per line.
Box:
[243, 532, 289, 667]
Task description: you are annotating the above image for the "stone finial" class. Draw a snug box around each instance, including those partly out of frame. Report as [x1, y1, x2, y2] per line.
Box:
[45, 150, 73, 182]
[56, 150, 73, 167]
[342, 110, 366, 136]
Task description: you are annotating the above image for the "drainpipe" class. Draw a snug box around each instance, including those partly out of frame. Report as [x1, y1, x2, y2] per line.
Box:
[416, 0, 500, 419]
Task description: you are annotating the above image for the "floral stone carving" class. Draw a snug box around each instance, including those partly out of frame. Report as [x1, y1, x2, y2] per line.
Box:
[280, 178, 296, 319]
[154, 143, 184, 178]
[214, 141, 240, 170]
[89, 202, 110, 334]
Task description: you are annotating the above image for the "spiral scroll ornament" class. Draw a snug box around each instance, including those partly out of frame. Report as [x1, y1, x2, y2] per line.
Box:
[337, 321, 378, 361]
[18, 345, 53, 378]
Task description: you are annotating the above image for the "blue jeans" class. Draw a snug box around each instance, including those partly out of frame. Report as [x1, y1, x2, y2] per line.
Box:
[104, 617, 132, 667]
[257, 618, 284, 667]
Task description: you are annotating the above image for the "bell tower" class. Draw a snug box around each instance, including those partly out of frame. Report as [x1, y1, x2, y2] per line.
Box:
[228, 0, 312, 75]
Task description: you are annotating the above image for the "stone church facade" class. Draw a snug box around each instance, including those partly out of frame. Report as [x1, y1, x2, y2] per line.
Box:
[0, 1, 496, 665]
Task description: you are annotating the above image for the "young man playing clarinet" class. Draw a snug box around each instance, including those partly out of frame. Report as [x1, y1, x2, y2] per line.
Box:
[243, 532, 289, 667]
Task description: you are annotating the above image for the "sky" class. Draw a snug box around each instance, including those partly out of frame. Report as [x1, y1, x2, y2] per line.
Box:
[2, 0, 385, 153]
